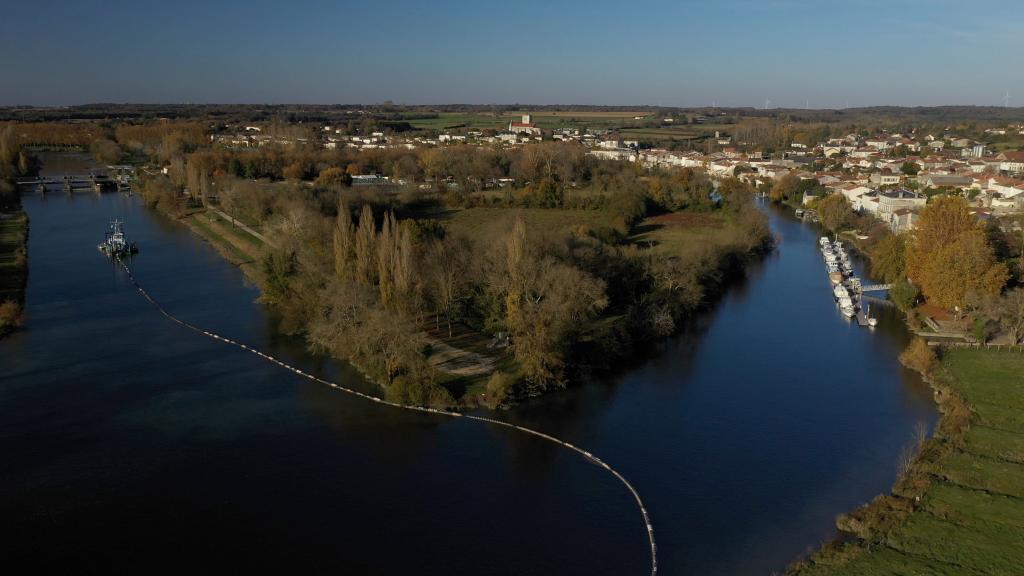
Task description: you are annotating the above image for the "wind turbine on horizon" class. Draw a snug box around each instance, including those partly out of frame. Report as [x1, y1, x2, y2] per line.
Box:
[1004, 91, 1012, 108]
[764, 98, 771, 110]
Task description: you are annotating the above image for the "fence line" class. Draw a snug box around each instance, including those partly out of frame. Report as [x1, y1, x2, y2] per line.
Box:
[933, 340, 1024, 352]
[118, 260, 657, 575]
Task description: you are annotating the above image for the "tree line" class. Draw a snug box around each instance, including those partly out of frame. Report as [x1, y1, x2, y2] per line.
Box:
[137, 139, 771, 407]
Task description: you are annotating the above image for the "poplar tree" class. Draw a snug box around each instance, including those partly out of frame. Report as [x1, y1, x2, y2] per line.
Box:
[354, 204, 376, 285]
[377, 211, 396, 305]
[332, 201, 354, 277]
[393, 222, 414, 306]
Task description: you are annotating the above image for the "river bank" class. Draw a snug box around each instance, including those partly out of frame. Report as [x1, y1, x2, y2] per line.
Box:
[178, 208, 264, 279]
[0, 208, 28, 337]
[2, 187, 937, 575]
[781, 199, 1024, 574]
[790, 348, 1024, 574]
[164, 195, 773, 408]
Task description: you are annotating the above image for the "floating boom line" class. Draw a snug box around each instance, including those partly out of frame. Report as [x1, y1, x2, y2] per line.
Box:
[118, 260, 657, 575]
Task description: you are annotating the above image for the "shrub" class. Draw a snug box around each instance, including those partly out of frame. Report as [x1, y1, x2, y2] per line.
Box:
[890, 280, 920, 312]
[0, 299, 23, 333]
[900, 338, 938, 376]
[971, 316, 998, 344]
[484, 370, 519, 409]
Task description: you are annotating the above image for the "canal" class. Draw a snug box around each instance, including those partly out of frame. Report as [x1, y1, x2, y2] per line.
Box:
[0, 159, 937, 575]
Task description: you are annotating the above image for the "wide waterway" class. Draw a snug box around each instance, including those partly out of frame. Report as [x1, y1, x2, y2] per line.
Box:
[1, 157, 937, 575]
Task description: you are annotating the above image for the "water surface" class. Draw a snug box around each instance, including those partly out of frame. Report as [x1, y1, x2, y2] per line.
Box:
[1, 159, 936, 575]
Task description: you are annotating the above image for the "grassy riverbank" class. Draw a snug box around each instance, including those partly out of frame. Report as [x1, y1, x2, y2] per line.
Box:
[179, 208, 264, 279]
[790, 348, 1024, 575]
[0, 210, 28, 337]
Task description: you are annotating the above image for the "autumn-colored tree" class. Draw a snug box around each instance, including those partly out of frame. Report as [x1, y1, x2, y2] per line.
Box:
[316, 166, 352, 188]
[900, 338, 938, 375]
[90, 138, 122, 164]
[717, 177, 754, 211]
[915, 228, 1008, 309]
[869, 233, 908, 283]
[770, 173, 800, 203]
[502, 218, 608, 388]
[816, 193, 853, 232]
[906, 196, 1008, 309]
[282, 160, 308, 181]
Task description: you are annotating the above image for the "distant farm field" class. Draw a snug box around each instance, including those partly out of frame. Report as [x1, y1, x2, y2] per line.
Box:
[407, 110, 656, 131]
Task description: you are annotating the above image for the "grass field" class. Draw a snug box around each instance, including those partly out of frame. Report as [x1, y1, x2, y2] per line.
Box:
[404, 111, 740, 143]
[184, 211, 263, 277]
[619, 127, 704, 141]
[631, 211, 747, 258]
[406, 110, 656, 131]
[988, 137, 1024, 152]
[792, 349, 1024, 575]
[444, 206, 622, 241]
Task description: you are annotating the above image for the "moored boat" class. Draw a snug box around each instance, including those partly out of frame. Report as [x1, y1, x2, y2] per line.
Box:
[98, 219, 138, 258]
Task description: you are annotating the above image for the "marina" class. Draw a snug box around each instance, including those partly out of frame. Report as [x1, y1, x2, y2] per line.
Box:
[818, 235, 881, 327]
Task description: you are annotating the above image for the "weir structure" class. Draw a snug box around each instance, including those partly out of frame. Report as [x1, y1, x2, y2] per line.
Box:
[119, 260, 658, 575]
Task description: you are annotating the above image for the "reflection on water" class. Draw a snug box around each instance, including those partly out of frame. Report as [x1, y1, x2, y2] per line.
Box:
[1, 162, 936, 575]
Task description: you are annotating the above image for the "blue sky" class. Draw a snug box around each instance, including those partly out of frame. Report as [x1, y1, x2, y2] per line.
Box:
[2, 0, 1022, 107]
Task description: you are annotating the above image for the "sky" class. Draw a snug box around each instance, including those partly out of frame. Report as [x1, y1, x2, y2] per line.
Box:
[2, 0, 1023, 108]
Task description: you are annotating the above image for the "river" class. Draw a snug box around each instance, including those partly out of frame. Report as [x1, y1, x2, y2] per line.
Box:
[0, 157, 937, 575]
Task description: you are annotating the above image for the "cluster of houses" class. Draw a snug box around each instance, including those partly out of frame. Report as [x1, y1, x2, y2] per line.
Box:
[626, 128, 1024, 231]
[208, 115, 1024, 231]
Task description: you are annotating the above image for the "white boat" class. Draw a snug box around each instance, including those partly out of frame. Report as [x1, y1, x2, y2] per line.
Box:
[866, 303, 878, 327]
[841, 305, 856, 318]
[834, 285, 848, 299]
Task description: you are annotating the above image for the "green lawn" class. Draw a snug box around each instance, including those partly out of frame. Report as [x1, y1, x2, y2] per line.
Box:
[987, 138, 1024, 153]
[630, 212, 732, 254]
[444, 206, 621, 241]
[618, 127, 704, 141]
[791, 349, 1024, 575]
[185, 213, 256, 265]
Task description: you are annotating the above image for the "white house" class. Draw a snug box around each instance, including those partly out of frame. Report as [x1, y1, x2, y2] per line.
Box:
[997, 151, 1024, 174]
[877, 189, 926, 221]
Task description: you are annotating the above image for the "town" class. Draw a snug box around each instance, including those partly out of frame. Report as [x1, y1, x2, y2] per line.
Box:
[202, 110, 1024, 232]
[2, 2, 1023, 576]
